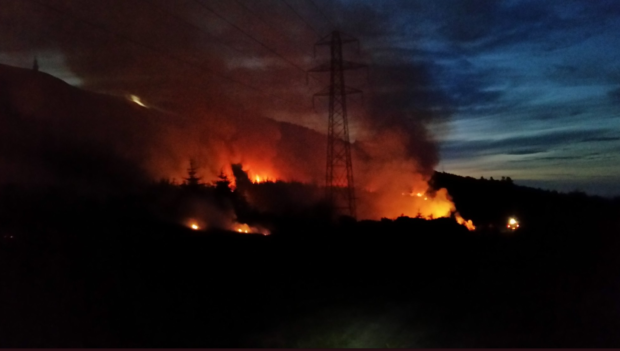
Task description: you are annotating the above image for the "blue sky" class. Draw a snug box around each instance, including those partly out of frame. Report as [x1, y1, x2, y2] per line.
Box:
[331, 0, 620, 195]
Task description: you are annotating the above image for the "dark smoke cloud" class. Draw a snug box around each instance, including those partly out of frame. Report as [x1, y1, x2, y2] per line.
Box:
[0, 0, 454, 219]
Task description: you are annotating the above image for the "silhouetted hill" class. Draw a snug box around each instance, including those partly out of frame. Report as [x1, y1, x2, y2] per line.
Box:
[2, 64, 620, 348]
[0, 63, 166, 190]
[432, 171, 619, 232]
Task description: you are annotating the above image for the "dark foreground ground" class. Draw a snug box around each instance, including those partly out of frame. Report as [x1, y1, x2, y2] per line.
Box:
[2, 210, 620, 348]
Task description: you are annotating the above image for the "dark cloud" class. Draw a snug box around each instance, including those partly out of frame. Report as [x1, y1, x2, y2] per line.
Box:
[442, 129, 611, 159]
[607, 87, 620, 105]
[509, 155, 581, 163]
[433, 0, 614, 53]
[505, 148, 546, 156]
[581, 136, 620, 143]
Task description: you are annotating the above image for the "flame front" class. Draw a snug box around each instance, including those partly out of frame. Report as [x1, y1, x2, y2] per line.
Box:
[365, 186, 476, 231]
[233, 222, 270, 236]
[249, 170, 276, 184]
[455, 212, 476, 231]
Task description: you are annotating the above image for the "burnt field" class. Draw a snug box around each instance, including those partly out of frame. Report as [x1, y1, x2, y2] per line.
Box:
[1, 179, 620, 348]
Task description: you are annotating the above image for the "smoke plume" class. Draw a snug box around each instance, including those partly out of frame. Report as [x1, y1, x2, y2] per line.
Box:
[0, 0, 466, 223]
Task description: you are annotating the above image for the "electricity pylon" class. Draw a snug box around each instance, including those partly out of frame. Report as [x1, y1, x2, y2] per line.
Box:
[309, 31, 365, 218]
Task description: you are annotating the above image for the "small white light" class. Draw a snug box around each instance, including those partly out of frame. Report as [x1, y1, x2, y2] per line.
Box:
[129, 94, 147, 107]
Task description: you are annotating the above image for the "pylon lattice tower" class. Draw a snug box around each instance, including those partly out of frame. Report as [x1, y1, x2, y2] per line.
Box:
[309, 31, 365, 218]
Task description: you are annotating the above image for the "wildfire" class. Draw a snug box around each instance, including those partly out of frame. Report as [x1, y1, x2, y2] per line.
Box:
[455, 212, 476, 231]
[396, 188, 476, 231]
[187, 219, 203, 231]
[402, 191, 428, 201]
[243, 165, 278, 184]
[233, 222, 270, 236]
[236, 223, 250, 233]
[252, 173, 276, 184]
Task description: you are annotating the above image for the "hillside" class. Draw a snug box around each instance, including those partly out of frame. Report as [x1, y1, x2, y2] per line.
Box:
[2, 64, 620, 348]
[432, 171, 619, 231]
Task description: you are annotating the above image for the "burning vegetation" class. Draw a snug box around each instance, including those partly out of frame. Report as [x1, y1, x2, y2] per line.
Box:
[169, 161, 475, 233]
[0, 62, 475, 235]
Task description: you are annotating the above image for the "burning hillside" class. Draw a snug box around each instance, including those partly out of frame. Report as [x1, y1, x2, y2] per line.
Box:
[0, 64, 473, 229]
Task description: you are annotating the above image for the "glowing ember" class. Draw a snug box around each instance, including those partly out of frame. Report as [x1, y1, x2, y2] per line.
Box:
[233, 222, 270, 236]
[235, 223, 251, 233]
[187, 219, 203, 231]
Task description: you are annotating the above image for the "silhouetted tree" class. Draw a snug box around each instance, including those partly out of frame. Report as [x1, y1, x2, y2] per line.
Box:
[184, 159, 202, 188]
[214, 171, 231, 195]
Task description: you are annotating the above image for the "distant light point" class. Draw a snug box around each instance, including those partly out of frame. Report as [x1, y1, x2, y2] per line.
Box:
[129, 94, 147, 108]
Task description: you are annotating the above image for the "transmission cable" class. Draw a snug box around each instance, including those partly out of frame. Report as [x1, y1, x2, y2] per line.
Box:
[142, 0, 248, 57]
[232, 0, 314, 57]
[28, 0, 261, 92]
[306, 0, 336, 30]
[280, 0, 322, 38]
[192, 0, 311, 76]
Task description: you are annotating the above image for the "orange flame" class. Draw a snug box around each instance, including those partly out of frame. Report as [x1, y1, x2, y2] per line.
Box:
[251, 172, 276, 184]
[233, 222, 270, 236]
[187, 219, 203, 231]
[455, 212, 476, 231]
[375, 187, 475, 231]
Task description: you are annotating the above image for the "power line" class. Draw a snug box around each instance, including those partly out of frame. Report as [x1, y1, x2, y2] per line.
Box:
[306, 0, 336, 30]
[28, 0, 319, 122]
[192, 0, 310, 76]
[28, 0, 261, 92]
[141, 0, 320, 95]
[232, 0, 314, 57]
[143, 0, 248, 57]
[280, 0, 322, 38]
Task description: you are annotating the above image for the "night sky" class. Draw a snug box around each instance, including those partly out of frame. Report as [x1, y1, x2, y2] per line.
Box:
[2, 0, 620, 196]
